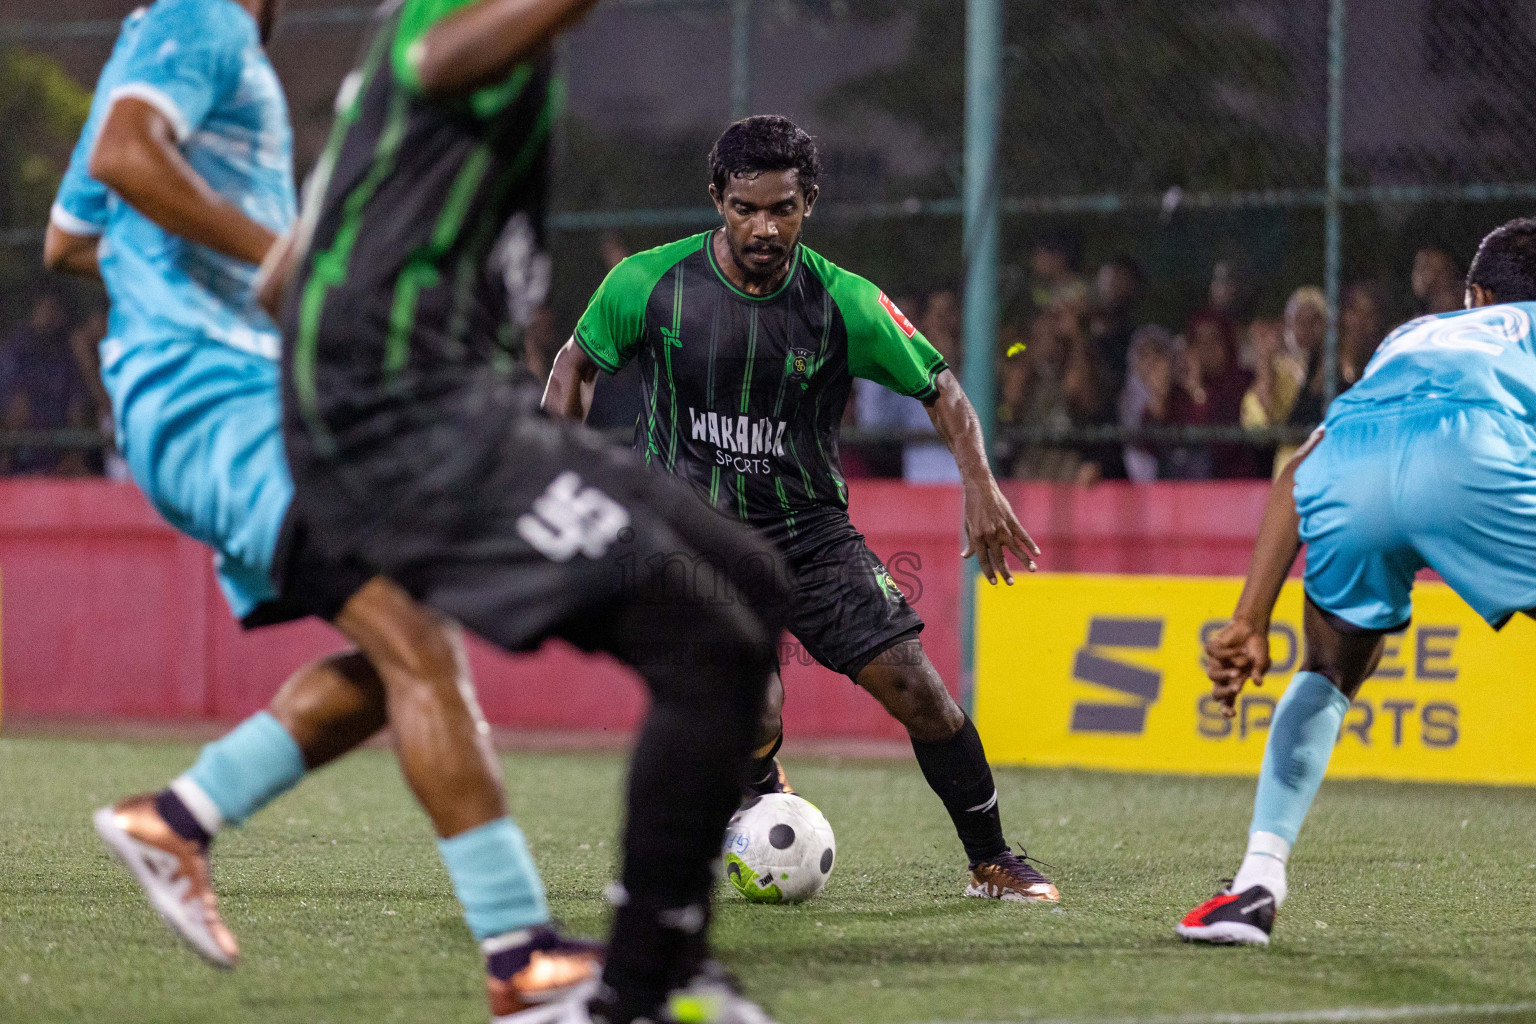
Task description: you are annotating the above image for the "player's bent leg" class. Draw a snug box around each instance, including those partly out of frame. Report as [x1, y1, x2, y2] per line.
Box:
[94, 651, 382, 967]
[268, 651, 388, 768]
[741, 672, 794, 797]
[855, 639, 1058, 904]
[579, 531, 789, 1024]
[331, 578, 598, 1018]
[1178, 598, 1385, 946]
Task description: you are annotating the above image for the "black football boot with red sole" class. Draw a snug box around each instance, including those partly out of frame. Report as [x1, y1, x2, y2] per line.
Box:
[1176, 883, 1277, 945]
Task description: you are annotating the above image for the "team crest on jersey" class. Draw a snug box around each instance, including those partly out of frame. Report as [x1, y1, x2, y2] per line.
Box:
[873, 565, 904, 602]
[787, 347, 815, 379]
[879, 293, 917, 339]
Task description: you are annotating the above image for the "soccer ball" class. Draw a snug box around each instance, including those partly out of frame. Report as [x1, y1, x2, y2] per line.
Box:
[722, 793, 836, 904]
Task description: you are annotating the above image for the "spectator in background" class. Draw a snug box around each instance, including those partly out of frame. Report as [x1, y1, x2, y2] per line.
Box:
[1244, 287, 1326, 431]
[67, 309, 116, 478]
[1339, 280, 1387, 386]
[1413, 246, 1463, 315]
[1028, 233, 1088, 315]
[1089, 254, 1143, 395]
[1119, 326, 1205, 482]
[1281, 286, 1330, 429]
[1207, 259, 1256, 325]
[1242, 286, 1328, 474]
[999, 304, 1103, 484]
[1173, 311, 1256, 478]
[853, 290, 961, 482]
[0, 288, 97, 476]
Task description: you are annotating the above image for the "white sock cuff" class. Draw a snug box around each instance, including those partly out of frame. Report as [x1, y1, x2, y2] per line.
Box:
[1246, 829, 1292, 863]
[479, 929, 534, 956]
[170, 776, 225, 835]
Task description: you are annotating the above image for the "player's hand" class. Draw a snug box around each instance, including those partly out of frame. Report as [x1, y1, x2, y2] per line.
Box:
[1205, 618, 1271, 718]
[961, 480, 1040, 585]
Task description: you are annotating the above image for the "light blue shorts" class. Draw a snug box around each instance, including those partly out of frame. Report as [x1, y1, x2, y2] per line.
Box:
[1295, 402, 1536, 631]
[102, 336, 294, 621]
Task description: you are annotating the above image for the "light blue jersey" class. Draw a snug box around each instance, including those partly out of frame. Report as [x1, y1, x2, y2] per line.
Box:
[1325, 302, 1536, 425]
[52, 0, 297, 619]
[1296, 302, 1536, 631]
[56, 0, 295, 361]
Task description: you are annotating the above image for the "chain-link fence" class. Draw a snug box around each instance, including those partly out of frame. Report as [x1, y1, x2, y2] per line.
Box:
[3, 0, 1535, 478]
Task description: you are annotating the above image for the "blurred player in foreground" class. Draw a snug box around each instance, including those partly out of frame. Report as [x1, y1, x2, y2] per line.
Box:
[51, 0, 790, 1021]
[543, 116, 1058, 904]
[1179, 218, 1536, 945]
[263, 0, 791, 1021]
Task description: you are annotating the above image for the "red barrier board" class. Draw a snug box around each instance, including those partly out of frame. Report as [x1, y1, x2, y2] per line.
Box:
[0, 478, 1270, 737]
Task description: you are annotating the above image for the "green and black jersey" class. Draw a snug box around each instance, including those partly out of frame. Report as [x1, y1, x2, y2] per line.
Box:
[576, 232, 947, 549]
[282, 0, 559, 446]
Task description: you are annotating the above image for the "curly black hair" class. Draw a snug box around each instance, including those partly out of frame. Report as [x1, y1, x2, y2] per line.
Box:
[708, 115, 822, 198]
[1468, 218, 1536, 304]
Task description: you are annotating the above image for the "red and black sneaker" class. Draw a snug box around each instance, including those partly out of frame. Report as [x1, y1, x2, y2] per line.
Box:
[1176, 883, 1277, 946]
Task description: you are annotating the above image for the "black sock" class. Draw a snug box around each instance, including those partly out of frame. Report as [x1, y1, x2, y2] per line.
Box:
[590, 505, 789, 1024]
[154, 789, 212, 851]
[910, 714, 1008, 867]
[594, 884, 710, 1024]
[741, 731, 783, 792]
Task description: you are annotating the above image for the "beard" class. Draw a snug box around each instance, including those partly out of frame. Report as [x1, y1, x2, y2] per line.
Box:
[730, 239, 793, 284]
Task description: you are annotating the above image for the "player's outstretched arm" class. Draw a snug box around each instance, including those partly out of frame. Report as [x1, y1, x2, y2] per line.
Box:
[407, 0, 602, 98]
[90, 98, 276, 267]
[43, 224, 102, 279]
[924, 368, 1041, 585]
[1206, 429, 1325, 717]
[542, 337, 600, 421]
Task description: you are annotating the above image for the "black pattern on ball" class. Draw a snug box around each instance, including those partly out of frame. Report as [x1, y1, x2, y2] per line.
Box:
[769, 824, 796, 849]
[820, 848, 834, 873]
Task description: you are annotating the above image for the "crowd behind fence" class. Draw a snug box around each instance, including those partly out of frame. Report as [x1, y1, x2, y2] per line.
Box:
[2, 0, 1534, 482]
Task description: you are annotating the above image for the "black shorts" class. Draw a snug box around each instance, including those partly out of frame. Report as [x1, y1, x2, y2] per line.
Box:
[269, 371, 785, 656]
[778, 518, 924, 679]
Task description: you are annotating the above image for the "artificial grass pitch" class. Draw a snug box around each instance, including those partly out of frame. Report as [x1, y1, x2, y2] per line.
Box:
[2, 735, 1535, 1024]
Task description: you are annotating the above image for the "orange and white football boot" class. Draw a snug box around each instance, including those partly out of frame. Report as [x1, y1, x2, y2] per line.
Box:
[93, 794, 240, 967]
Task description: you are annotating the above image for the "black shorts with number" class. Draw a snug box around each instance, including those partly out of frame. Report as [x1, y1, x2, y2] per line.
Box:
[264, 371, 786, 656]
[774, 516, 924, 679]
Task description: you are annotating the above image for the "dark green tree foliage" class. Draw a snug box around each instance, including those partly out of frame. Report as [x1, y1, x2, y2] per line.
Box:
[828, 0, 1315, 197]
[1, 49, 90, 234]
[0, 49, 92, 320]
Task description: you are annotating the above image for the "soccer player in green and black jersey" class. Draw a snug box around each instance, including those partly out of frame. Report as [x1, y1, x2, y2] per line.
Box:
[260, 3, 795, 1023]
[545, 116, 1060, 904]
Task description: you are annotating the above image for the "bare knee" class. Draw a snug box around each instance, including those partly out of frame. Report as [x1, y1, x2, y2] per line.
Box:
[336, 577, 463, 693]
[1300, 598, 1386, 700]
[857, 641, 963, 743]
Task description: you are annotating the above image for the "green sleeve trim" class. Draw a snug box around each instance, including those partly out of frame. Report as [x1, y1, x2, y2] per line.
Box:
[910, 360, 948, 403]
[803, 246, 947, 398]
[573, 328, 622, 373]
[574, 233, 709, 373]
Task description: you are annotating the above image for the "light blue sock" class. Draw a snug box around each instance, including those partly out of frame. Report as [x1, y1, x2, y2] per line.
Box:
[437, 818, 550, 941]
[1249, 671, 1350, 844]
[176, 711, 307, 830]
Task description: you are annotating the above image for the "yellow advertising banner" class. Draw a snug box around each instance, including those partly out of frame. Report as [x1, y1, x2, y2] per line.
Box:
[975, 574, 1536, 786]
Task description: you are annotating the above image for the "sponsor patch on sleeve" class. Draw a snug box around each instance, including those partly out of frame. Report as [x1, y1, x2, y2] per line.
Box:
[879, 292, 917, 339]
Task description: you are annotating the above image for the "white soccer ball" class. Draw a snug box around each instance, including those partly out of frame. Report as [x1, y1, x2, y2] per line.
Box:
[722, 793, 836, 904]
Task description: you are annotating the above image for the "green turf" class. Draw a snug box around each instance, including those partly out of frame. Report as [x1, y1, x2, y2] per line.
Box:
[2, 735, 1535, 1024]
